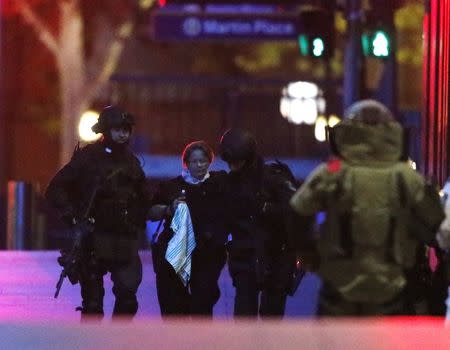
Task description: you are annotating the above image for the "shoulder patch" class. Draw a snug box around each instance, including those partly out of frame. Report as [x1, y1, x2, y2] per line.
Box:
[327, 158, 342, 174]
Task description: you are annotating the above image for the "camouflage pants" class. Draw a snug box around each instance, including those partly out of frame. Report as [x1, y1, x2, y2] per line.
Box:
[318, 283, 414, 317]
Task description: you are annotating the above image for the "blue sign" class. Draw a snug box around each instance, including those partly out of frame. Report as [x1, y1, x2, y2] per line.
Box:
[150, 12, 300, 41]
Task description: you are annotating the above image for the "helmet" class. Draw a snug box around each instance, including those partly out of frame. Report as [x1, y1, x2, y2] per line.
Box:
[91, 106, 135, 134]
[343, 99, 394, 124]
[219, 128, 257, 163]
[328, 100, 401, 158]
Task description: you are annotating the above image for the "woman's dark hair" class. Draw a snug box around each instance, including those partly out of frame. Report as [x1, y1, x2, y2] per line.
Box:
[181, 141, 214, 167]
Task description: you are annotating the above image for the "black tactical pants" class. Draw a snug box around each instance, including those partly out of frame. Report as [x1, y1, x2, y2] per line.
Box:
[79, 252, 142, 318]
[228, 244, 288, 318]
[230, 270, 288, 318]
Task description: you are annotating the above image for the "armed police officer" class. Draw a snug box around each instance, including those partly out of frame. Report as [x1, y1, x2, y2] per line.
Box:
[46, 105, 151, 319]
[219, 128, 298, 318]
[290, 100, 445, 316]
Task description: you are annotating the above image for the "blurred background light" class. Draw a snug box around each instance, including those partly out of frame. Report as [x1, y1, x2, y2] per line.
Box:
[286, 81, 319, 99]
[78, 110, 101, 142]
[280, 81, 324, 125]
[314, 115, 328, 142]
[327, 114, 341, 127]
[314, 114, 341, 142]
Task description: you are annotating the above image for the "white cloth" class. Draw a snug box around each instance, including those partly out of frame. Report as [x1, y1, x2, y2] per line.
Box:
[181, 169, 210, 185]
[165, 202, 196, 286]
[438, 179, 450, 249]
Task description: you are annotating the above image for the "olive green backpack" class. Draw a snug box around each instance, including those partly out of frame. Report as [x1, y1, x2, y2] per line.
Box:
[318, 162, 444, 304]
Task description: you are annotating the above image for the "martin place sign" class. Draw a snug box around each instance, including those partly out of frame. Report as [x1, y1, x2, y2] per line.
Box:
[150, 12, 300, 41]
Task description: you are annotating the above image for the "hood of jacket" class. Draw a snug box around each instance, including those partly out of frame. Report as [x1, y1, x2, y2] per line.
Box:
[332, 120, 403, 166]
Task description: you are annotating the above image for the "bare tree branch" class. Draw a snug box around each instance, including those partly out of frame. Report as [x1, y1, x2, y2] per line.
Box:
[84, 21, 134, 106]
[60, 0, 80, 16]
[15, 0, 60, 56]
[86, 16, 112, 81]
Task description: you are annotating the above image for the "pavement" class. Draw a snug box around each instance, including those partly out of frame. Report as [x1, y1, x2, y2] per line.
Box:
[1, 251, 449, 350]
[0, 250, 321, 321]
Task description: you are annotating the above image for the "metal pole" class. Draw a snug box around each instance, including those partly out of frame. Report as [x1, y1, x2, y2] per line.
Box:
[0, 0, 7, 248]
[373, 3, 398, 116]
[343, 0, 364, 110]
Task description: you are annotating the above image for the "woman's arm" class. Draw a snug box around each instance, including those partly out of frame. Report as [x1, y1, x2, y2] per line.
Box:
[148, 197, 186, 221]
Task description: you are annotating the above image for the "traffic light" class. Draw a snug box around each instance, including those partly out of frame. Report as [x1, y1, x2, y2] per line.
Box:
[297, 8, 335, 58]
[362, 29, 391, 58]
[298, 35, 328, 58]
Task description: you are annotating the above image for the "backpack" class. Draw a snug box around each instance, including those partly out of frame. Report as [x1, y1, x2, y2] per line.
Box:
[318, 161, 430, 303]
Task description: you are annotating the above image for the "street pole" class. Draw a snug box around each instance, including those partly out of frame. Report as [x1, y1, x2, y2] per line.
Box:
[0, 0, 7, 247]
[373, 4, 397, 116]
[343, 0, 364, 110]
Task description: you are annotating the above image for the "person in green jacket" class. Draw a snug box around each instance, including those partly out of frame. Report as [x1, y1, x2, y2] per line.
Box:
[290, 99, 445, 316]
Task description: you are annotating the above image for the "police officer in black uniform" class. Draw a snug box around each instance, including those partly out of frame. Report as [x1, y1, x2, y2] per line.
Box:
[219, 128, 298, 318]
[46, 105, 151, 318]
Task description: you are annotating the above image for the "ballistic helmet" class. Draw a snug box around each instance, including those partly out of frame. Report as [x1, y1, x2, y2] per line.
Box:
[328, 100, 402, 161]
[343, 99, 394, 124]
[219, 128, 257, 163]
[91, 105, 135, 134]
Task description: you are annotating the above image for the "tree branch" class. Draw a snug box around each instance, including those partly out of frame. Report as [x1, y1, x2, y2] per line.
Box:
[61, 0, 80, 16]
[15, 0, 59, 56]
[84, 21, 134, 105]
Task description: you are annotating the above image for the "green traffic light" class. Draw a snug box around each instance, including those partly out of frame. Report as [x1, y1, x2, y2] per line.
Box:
[362, 30, 391, 58]
[298, 35, 326, 57]
[372, 30, 390, 57]
[298, 34, 309, 56]
[312, 37, 325, 57]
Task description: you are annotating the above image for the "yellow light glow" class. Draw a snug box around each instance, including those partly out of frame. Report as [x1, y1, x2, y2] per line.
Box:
[139, 0, 155, 10]
[328, 115, 341, 127]
[315, 115, 327, 142]
[78, 110, 101, 142]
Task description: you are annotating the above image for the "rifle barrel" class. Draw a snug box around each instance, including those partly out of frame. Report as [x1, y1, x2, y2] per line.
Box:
[54, 270, 66, 299]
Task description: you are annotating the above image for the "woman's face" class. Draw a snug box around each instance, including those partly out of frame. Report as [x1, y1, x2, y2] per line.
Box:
[187, 149, 210, 180]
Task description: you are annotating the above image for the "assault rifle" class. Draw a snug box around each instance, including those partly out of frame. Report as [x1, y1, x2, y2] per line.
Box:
[54, 184, 99, 299]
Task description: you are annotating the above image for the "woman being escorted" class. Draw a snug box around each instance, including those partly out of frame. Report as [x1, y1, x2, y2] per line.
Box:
[149, 141, 229, 317]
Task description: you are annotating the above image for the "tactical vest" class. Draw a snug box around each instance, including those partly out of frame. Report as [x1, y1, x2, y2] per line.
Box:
[319, 161, 421, 304]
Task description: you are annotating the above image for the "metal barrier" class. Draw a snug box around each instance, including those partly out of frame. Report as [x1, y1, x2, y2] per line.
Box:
[6, 181, 43, 250]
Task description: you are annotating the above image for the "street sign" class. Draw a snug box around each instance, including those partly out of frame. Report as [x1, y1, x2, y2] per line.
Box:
[150, 12, 300, 41]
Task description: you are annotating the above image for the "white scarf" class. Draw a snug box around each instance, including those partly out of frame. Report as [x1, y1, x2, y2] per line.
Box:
[181, 169, 210, 185]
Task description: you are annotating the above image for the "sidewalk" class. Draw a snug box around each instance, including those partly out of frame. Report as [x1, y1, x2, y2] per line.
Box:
[0, 251, 321, 321]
